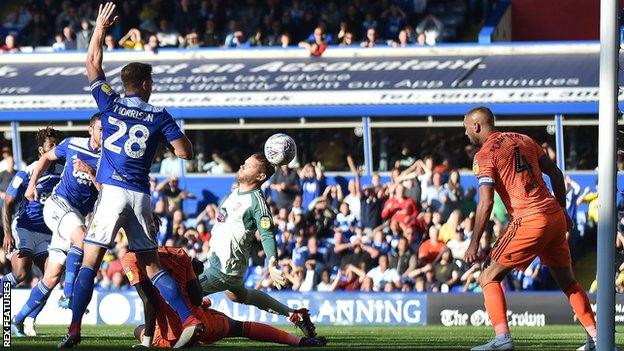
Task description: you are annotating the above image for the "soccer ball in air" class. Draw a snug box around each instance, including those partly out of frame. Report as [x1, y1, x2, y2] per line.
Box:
[264, 133, 296, 166]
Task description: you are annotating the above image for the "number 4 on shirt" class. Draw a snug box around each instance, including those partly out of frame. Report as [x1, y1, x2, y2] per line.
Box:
[513, 146, 535, 178]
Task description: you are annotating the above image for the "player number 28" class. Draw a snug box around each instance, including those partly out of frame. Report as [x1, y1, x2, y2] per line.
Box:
[104, 116, 149, 159]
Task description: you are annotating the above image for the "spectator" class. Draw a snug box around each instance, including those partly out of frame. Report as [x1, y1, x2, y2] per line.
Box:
[118, 28, 144, 50]
[62, 26, 76, 50]
[335, 21, 350, 44]
[316, 268, 333, 291]
[52, 33, 66, 51]
[1, 34, 20, 53]
[157, 177, 196, 213]
[279, 32, 291, 48]
[365, 254, 402, 292]
[305, 199, 335, 238]
[160, 150, 181, 177]
[340, 238, 372, 272]
[157, 18, 183, 48]
[335, 202, 358, 238]
[381, 183, 418, 231]
[433, 249, 460, 292]
[322, 184, 344, 210]
[360, 27, 378, 48]
[270, 164, 301, 211]
[299, 26, 328, 56]
[392, 29, 410, 47]
[389, 236, 415, 276]
[202, 19, 220, 47]
[225, 30, 250, 48]
[416, 14, 444, 46]
[422, 172, 452, 213]
[460, 187, 477, 218]
[446, 229, 470, 261]
[76, 18, 92, 51]
[104, 34, 116, 50]
[299, 162, 324, 210]
[145, 34, 159, 53]
[339, 31, 355, 46]
[381, 4, 406, 39]
[369, 229, 390, 258]
[578, 182, 599, 226]
[439, 209, 461, 243]
[184, 31, 201, 49]
[418, 226, 446, 265]
[332, 265, 363, 291]
[202, 151, 232, 174]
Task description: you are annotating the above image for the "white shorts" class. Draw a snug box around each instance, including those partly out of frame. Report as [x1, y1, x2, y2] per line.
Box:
[44, 194, 86, 265]
[9, 218, 50, 259]
[85, 184, 156, 252]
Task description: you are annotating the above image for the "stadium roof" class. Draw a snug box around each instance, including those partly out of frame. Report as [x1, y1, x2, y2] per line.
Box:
[0, 42, 618, 121]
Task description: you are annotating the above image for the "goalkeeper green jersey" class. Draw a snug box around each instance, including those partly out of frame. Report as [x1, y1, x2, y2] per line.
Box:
[207, 187, 277, 278]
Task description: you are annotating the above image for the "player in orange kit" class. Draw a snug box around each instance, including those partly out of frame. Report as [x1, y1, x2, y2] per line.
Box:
[463, 107, 598, 351]
[121, 246, 326, 348]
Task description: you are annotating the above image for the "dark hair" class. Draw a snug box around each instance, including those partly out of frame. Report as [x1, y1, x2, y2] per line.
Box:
[120, 62, 152, 91]
[89, 112, 101, 126]
[252, 152, 276, 179]
[36, 126, 62, 147]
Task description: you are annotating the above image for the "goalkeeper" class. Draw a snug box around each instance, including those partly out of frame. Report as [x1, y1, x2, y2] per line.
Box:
[199, 152, 316, 338]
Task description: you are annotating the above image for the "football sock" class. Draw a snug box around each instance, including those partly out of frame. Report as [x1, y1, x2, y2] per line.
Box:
[483, 281, 510, 336]
[64, 246, 84, 298]
[243, 288, 294, 316]
[15, 281, 51, 322]
[2, 273, 19, 287]
[564, 281, 597, 338]
[69, 267, 96, 336]
[151, 269, 192, 322]
[242, 321, 301, 346]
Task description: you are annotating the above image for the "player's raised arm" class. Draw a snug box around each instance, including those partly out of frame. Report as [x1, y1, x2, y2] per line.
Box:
[169, 136, 194, 160]
[86, 3, 118, 82]
[24, 148, 61, 201]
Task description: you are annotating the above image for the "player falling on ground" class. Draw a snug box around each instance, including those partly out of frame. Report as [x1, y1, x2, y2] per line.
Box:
[1, 127, 63, 336]
[59, 3, 200, 348]
[199, 152, 317, 338]
[12, 114, 102, 337]
[122, 246, 326, 348]
[463, 107, 600, 351]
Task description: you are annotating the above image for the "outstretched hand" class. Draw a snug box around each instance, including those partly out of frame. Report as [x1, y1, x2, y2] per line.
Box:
[95, 2, 118, 30]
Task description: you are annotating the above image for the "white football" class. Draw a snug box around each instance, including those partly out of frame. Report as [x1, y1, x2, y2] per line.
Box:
[264, 133, 296, 166]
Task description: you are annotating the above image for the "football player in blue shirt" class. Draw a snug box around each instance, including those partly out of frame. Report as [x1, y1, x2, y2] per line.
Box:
[1, 127, 63, 335]
[11, 114, 102, 337]
[59, 3, 198, 348]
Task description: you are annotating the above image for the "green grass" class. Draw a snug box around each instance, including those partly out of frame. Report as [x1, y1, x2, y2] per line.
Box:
[9, 325, 624, 350]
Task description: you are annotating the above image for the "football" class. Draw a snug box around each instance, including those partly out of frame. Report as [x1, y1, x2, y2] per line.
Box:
[264, 133, 297, 166]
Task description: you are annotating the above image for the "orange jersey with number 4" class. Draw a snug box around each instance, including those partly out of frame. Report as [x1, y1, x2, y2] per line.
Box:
[472, 132, 560, 218]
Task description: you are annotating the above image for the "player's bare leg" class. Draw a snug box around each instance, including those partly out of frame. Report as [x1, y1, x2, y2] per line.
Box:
[137, 250, 204, 348]
[59, 243, 106, 348]
[549, 266, 602, 351]
[471, 259, 514, 351]
[227, 288, 316, 337]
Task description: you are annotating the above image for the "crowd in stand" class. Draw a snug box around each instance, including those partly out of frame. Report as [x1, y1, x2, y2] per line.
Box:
[1, 0, 484, 54]
[1, 143, 613, 293]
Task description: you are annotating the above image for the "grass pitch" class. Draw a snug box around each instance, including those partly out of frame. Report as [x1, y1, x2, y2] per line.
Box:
[9, 325, 624, 350]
